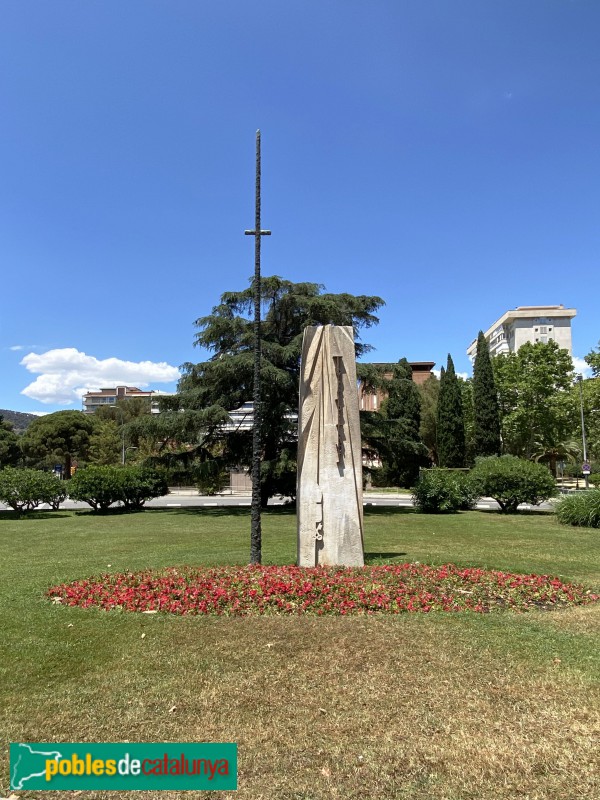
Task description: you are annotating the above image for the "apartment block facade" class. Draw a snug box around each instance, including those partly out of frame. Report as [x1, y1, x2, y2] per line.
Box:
[467, 305, 576, 360]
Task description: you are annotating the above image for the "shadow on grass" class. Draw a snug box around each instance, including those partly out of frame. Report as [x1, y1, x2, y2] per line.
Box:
[144, 505, 297, 518]
[474, 509, 554, 517]
[364, 552, 408, 564]
[363, 506, 415, 516]
[0, 510, 72, 521]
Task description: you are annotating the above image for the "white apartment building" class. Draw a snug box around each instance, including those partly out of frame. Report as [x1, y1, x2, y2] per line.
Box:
[467, 305, 576, 360]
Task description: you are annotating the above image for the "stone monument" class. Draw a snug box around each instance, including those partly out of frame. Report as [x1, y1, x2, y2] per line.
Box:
[297, 325, 364, 567]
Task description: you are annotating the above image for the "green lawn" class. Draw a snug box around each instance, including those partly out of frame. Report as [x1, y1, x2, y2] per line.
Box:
[1, 507, 599, 800]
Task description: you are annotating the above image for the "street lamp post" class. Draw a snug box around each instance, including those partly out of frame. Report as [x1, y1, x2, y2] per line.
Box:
[575, 374, 589, 490]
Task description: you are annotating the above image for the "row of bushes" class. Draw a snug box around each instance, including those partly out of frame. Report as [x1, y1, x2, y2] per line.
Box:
[413, 456, 600, 527]
[0, 468, 67, 512]
[0, 466, 168, 513]
[412, 456, 557, 515]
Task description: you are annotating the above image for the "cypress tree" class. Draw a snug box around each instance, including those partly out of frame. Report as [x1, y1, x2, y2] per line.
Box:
[380, 358, 429, 486]
[436, 354, 466, 467]
[385, 359, 420, 436]
[472, 331, 501, 456]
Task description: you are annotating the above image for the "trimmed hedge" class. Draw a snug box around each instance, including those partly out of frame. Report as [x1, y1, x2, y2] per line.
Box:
[555, 490, 600, 528]
[68, 466, 168, 512]
[0, 467, 66, 512]
[469, 456, 556, 513]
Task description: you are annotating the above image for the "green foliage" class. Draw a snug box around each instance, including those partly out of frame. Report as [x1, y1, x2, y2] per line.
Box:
[88, 419, 121, 465]
[412, 469, 478, 514]
[138, 277, 384, 504]
[368, 466, 392, 488]
[588, 473, 600, 488]
[94, 396, 153, 423]
[437, 355, 466, 467]
[193, 460, 229, 496]
[472, 332, 501, 457]
[417, 374, 440, 464]
[555, 490, 600, 528]
[469, 455, 556, 513]
[68, 465, 168, 512]
[570, 377, 600, 465]
[0, 416, 21, 468]
[362, 359, 429, 487]
[94, 397, 154, 460]
[21, 410, 98, 476]
[68, 466, 124, 511]
[492, 341, 576, 469]
[0, 467, 66, 513]
[118, 467, 169, 510]
[584, 341, 600, 377]
[460, 378, 475, 466]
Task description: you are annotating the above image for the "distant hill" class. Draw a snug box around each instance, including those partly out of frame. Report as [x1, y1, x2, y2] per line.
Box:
[0, 409, 39, 433]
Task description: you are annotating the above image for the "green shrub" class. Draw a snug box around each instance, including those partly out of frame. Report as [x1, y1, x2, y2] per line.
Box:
[193, 460, 228, 496]
[368, 466, 390, 489]
[469, 456, 556, 513]
[37, 472, 68, 510]
[587, 473, 600, 488]
[412, 469, 479, 514]
[455, 472, 480, 510]
[119, 467, 169, 510]
[68, 465, 168, 511]
[555, 489, 600, 528]
[0, 467, 66, 513]
[68, 466, 124, 511]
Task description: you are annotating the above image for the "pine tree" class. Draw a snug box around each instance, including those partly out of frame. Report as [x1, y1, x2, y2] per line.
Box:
[436, 354, 466, 467]
[472, 331, 501, 457]
[136, 276, 384, 505]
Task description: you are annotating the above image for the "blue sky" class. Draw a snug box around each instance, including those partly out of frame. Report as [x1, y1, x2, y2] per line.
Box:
[2, 0, 599, 412]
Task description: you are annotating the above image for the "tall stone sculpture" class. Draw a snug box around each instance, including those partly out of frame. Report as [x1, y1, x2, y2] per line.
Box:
[297, 325, 364, 567]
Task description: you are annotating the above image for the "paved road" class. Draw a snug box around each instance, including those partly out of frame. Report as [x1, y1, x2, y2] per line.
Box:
[0, 492, 555, 513]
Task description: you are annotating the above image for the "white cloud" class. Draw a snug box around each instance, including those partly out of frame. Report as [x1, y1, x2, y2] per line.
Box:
[572, 356, 592, 379]
[431, 368, 469, 381]
[9, 344, 39, 351]
[20, 348, 180, 405]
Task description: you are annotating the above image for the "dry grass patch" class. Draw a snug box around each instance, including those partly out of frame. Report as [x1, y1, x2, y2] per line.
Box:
[542, 603, 600, 635]
[2, 615, 599, 800]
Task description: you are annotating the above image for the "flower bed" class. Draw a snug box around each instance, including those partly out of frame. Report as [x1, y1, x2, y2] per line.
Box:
[47, 564, 599, 615]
